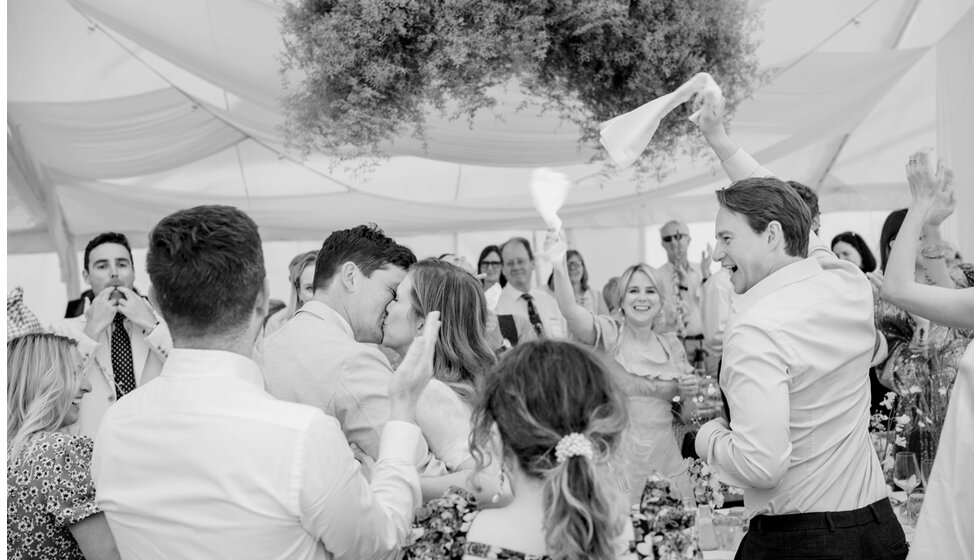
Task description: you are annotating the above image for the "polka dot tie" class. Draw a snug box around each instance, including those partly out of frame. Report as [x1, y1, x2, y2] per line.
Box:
[111, 314, 136, 398]
[520, 293, 545, 337]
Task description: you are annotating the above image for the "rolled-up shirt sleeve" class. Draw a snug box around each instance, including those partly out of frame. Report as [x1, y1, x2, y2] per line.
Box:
[300, 417, 423, 560]
[721, 148, 775, 181]
[695, 322, 791, 490]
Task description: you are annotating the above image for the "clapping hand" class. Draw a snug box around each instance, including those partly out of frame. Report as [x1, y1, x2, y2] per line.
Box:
[389, 311, 441, 423]
[906, 149, 955, 226]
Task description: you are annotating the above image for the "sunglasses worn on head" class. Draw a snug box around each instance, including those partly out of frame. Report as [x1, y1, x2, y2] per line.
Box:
[662, 233, 688, 243]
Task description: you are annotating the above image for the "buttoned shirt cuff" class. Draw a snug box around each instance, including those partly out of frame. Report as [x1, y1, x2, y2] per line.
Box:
[695, 418, 730, 462]
[378, 421, 426, 467]
[721, 148, 774, 181]
[144, 319, 172, 360]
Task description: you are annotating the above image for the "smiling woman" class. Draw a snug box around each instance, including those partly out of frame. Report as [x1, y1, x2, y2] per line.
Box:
[548, 236, 695, 505]
[7, 333, 119, 560]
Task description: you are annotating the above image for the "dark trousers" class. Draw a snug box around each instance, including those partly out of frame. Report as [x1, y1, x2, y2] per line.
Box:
[735, 498, 908, 560]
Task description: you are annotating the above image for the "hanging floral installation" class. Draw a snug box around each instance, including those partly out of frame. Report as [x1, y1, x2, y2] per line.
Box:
[280, 0, 764, 177]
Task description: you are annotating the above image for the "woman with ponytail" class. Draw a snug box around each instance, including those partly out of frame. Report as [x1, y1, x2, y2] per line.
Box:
[7, 333, 119, 559]
[404, 340, 698, 559]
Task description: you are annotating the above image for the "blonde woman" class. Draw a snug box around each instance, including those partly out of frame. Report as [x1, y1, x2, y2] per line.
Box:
[7, 333, 119, 560]
[548, 234, 696, 505]
[264, 250, 318, 335]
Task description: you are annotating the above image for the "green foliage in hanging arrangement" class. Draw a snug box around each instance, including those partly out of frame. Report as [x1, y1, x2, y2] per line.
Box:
[281, 0, 764, 176]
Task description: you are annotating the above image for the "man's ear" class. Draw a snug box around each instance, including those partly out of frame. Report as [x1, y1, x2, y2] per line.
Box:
[82, 268, 92, 288]
[766, 220, 784, 250]
[255, 278, 270, 318]
[340, 262, 359, 293]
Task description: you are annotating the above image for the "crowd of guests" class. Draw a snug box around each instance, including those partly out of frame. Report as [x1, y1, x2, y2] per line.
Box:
[6, 92, 973, 560]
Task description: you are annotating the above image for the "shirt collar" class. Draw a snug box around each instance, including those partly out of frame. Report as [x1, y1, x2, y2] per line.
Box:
[297, 300, 355, 338]
[501, 283, 529, 300]
[732, 257, 822, 314]
[162, 349, 265, 387]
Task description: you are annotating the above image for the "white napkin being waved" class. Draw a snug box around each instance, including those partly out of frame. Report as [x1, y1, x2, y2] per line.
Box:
[529, 168, 571, 232]
[599, 72, 723, 168]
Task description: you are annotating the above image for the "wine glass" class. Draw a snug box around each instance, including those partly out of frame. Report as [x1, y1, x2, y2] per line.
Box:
[921, 459, 934, 489]
[893, 452, 921, 521]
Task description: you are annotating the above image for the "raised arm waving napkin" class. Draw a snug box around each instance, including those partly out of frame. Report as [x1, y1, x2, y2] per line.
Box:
[599, 72, 722, 168]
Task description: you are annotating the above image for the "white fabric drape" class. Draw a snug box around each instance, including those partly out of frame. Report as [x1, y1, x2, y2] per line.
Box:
[7, 0, 974, 296]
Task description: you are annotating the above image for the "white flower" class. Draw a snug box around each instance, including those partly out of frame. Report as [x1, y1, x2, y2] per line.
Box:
[895, 414, 911, 426]
[894, 435, 907, 447]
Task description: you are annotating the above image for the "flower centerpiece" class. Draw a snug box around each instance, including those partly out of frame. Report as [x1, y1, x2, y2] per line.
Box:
[280, 0, 765, 177]
[686, 457, 742, 509]
[869, 391, 912, 481]
[631, 473, 701, 559]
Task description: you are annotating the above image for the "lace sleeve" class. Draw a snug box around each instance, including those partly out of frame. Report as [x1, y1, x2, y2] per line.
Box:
[403, 487, 479, 560]
[630, 474, 701, 559]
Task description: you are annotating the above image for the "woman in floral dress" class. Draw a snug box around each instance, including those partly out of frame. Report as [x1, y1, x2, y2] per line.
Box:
[403, 340, 702, 560]
[7, 333, 119, 559]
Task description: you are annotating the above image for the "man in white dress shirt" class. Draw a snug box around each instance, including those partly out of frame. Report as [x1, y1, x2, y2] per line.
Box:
[693, 96, 905, 559]
[655, 220, 704, 361]
[494, 237, 567, 339]
[93, 206, 433, 560]
[50, 232, 171, 438]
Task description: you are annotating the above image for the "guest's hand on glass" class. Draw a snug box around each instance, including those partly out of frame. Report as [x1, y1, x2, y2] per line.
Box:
[679, 373, 700, 399]
[389, 311, 441, 422]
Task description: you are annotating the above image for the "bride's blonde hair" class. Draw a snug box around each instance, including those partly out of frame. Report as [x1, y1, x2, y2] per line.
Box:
[7, 333, 82, 459]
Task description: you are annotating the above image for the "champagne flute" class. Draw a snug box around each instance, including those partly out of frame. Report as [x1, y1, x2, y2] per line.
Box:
[893, 452, 921, 520]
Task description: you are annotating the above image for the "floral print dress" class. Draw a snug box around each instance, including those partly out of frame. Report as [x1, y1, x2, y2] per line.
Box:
[403, 474, 702, 560]
[7, 431, 101, 560]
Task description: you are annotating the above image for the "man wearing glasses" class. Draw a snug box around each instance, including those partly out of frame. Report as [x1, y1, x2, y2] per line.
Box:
[656, 221, 705, 362]
[494, 237, 567, 340]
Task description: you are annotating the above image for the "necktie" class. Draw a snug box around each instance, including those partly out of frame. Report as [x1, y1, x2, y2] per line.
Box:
[111, 314, 136, 398]
[520, 293, 545, 337]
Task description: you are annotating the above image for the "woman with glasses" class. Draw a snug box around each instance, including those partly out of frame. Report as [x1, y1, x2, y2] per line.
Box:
[477, 245, 505, 290]
[547, 249, 610, 316]
[7, 333, 120, 559]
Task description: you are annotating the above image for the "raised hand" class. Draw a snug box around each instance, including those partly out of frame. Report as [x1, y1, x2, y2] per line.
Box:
[389, 311, 441, 423]
[905, 150, 955, 226]
[114, 286, 159, 331]
[542, 229, 568, 269]
[82, 287, 119, 340]
[700, 243, 714, 279]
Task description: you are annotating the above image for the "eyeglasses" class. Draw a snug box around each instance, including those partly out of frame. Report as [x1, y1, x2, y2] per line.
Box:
[662, 233, 688, 243]
[480, 260, 502, 268]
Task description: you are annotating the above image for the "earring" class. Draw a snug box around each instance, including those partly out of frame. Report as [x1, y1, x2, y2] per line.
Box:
[491, 463, 507, 504]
